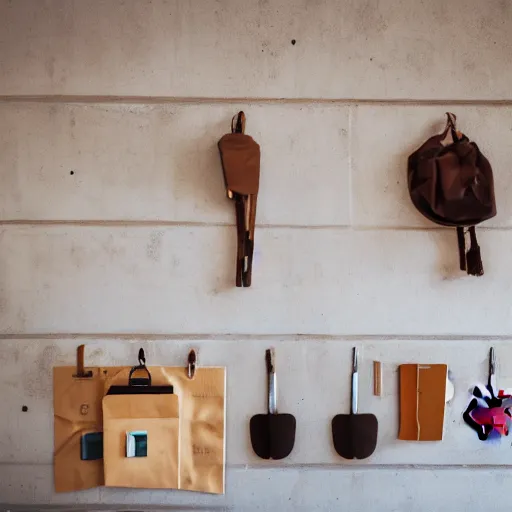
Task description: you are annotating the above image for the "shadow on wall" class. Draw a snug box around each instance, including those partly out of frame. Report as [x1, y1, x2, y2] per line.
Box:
[171, 113, 230, 222]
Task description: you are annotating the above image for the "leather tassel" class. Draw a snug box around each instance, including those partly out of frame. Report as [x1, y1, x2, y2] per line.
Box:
[466, 226, 484, 276]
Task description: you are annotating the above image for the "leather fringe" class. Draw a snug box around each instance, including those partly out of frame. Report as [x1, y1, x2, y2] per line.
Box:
[466, 226, 484, 276]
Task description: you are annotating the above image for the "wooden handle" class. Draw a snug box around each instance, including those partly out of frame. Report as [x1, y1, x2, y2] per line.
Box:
[373, 361, 382, 397]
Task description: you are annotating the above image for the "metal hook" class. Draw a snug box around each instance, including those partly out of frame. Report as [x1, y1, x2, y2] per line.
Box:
[138, 348, 146, 367]
[129, 348, 151, 386]
[352, 347, 359, 373]
[266, 348, 277, 414]
[489, 347, 496, 376]
[187, 349, 197, 379]
[488, 347, 497, 394]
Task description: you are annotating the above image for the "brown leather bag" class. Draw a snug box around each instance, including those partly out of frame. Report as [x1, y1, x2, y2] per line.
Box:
[408, 113, 496, 276]
[218, 112, 260, 287]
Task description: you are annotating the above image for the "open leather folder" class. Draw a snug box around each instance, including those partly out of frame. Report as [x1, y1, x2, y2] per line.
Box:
[398, 364, 447, 441]
[53, 347, 226, 494]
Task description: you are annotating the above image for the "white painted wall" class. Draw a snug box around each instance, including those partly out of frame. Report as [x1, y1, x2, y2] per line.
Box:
[1, 1, 512, 510]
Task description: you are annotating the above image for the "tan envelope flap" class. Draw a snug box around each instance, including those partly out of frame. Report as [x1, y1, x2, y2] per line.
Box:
[54, 367, 103, 425]
[103, 393, 179, 420]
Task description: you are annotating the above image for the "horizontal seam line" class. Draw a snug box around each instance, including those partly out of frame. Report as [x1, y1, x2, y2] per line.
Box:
[1, 95, 512, 106]
[0, 334, 510, 341]
[0, 221, 509, 231]
[1, 462, 512, 470]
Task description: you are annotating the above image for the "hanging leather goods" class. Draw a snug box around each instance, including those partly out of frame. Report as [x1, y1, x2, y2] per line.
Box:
[54, 347, 226, 494]
[218, 111, 261, 287]
[408, 113, 496, 276]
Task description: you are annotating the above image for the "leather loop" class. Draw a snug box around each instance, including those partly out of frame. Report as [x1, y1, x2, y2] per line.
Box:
[232, 111, 246, 134]
[441, 112, 458, 143]
[73, 344, 93, 379]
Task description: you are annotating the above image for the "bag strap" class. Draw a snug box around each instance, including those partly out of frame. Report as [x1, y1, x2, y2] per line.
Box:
[456, 227, 466, 271]
[457, 226, 484, 276]
[228, 111, 257, 287]
[442, 112, 459, 144]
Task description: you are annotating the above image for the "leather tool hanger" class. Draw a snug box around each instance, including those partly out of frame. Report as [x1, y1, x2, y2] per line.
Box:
[332, 348, 378, 459]
[249, 349, 296, 460]
[218, 111, 261, 287]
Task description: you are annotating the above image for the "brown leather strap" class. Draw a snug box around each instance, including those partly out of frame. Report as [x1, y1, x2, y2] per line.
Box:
[233, 193, 258, 287]
[442, 112, 459, 143]
[456, 227, 466, 271]
[234, 194, 246, 287]
[74, 344, 93, 378]
[232, 113, 256, 287]
[219, 111, 259, 287]
[243, 194, 257, 287]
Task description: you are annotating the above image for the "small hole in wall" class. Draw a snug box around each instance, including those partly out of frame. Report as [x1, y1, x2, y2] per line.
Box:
[22, 405, 28, 412]
[70, 170, 75, 175]
[291, 39, 296, 45]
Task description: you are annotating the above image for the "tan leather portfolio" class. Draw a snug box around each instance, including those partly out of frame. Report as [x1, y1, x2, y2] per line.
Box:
[398, 364, 447, 441]
[53, 350, 226, 494]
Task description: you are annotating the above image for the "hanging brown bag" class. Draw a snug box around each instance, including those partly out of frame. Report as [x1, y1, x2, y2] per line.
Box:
[408, 113, 496, 276]
[218, 111, 260, 287]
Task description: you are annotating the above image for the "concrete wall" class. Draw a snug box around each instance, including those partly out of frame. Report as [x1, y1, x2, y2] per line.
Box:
[1, 1, 512, 510]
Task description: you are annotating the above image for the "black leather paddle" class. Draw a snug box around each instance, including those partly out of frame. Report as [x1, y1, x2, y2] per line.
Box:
[332, 348, 378, 459]
[250, 349, 296, 460]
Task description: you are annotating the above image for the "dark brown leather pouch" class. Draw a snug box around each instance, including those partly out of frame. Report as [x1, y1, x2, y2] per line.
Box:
[408, 113, 496, 275]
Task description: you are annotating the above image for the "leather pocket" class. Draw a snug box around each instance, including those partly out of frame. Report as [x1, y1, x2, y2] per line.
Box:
[103, 394, 180, 489]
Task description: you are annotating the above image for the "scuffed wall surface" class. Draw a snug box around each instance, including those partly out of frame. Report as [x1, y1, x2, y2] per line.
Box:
[1, 1, 512, 510]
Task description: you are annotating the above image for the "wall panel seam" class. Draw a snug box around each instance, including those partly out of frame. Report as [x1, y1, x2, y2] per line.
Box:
[0, 221, 510, 231]
[1, 462, 512, 471]
[0, 334, 510, 341]
[1, 96, 512, 106]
